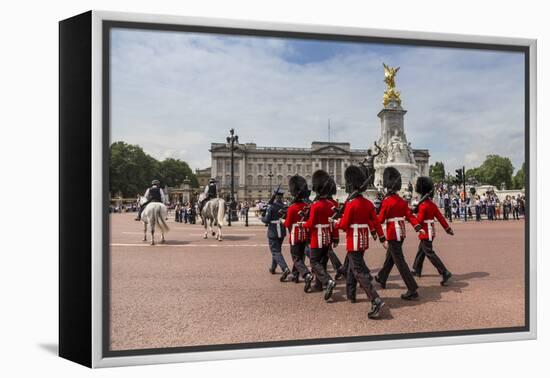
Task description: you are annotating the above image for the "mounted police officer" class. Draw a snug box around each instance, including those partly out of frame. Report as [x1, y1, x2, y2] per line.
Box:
[261, 187, 291, 281]
[135, 179, 166, 221]
[199, 178, 218, 214]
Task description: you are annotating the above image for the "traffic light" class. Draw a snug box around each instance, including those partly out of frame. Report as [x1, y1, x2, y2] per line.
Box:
[455, 168, 463, 183]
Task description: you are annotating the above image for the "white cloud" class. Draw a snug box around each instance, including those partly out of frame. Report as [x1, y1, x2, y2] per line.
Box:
[110, 28, 525, 174]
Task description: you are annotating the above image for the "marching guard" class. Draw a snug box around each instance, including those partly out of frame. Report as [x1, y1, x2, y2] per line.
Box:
[411, 176, 454, 285]
[283, 175, 314, 291]
[374, 167, 425, 300]
[334, 165, 386, 318]
[326, 177, 345, 280]
[261, 187, 291, 281]
[300, 170, 337, 301]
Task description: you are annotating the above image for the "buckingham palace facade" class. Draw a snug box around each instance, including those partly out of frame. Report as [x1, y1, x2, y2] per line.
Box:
[206, 141, 429, 202]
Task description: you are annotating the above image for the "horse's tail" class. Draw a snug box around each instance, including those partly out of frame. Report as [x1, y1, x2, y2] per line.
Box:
[157, 204, 170, 234]
[217, 199, 226, 227]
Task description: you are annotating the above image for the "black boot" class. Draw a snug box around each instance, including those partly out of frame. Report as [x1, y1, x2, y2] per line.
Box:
[304, 274, 313, 293]
[368, 298, 385, 319]
[324, 280, 336, 301]
[335, 268, 345, 281]
[411, 270, 421, 278]
[374, 275, 386, 289]
[401, 290, 419, 300]
[441, 271, 453, 286]
[280, 268, 291, 282]
[292, 273, 300, 283]
[269, 266, 276, 275]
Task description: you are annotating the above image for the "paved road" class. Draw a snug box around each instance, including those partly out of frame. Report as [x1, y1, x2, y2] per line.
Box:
[109, 213, 526, 351]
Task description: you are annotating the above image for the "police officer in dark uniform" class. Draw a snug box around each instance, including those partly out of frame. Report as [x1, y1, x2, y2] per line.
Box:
[135, 179, 165, 221]
[199, 178, 218, 214]
[261, 187, 290, 281]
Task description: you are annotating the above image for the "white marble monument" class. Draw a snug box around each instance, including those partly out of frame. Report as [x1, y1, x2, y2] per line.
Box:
[372, 64, 422, 191]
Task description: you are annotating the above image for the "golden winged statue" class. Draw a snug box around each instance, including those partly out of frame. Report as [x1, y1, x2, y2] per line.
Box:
[382, 63, 402, 107]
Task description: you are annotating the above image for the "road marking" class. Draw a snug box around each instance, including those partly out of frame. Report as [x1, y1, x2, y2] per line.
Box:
[187, 233, 257, 237]
[122, 232, 261, 236]
[111, 243, 269, 248]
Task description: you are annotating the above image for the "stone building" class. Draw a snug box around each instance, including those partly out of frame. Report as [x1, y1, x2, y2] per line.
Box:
[206, 141, 429, 202]
[195, 167, 211, 189]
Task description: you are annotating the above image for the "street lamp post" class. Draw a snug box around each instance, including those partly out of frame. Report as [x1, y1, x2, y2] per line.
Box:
[226, 128, 239, 225]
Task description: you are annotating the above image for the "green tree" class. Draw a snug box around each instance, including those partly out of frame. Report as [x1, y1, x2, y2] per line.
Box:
[109, 142, 199, 198]
[429, 161, 445, 181]
[110, 142, 159, 198]
[471, 155, 514, 189]
[512, 162, 526, 189]
[159, 158, 199, 188]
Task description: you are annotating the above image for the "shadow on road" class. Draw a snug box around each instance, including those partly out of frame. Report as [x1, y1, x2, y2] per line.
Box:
[382, 271, 490, 311]
[326, 271, 490, 314]
[220, 235, 251, 241]
[159, 240, 191, 246]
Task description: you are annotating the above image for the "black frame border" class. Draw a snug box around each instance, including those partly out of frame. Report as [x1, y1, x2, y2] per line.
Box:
[101, 19, 531, 359]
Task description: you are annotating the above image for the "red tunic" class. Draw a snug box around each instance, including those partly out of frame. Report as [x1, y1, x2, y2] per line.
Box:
[326, 198, 340, 242]
[336, 195, 385, 252]
[302, 199, 334, 248]
[283, 201, 309, 245]
[378, 193, 421, 241]
[416, 199, 451, 241]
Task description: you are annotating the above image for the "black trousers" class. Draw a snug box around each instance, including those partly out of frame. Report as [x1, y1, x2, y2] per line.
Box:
[346, 251, 378, 301]
[377, 240, 418, 292]
[328, 247, 343, 273]
[290, 242, 311, 278]
[412, 240, 448, 276]
[310, 247, 333, 287]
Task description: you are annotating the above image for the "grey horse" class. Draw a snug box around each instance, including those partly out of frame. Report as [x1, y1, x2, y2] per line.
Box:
[198, 193, 226, 241]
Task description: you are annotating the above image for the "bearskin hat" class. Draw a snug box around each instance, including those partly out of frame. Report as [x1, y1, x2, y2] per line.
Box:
[327, 176, 337, 196]
[415, 176, 434, 196]
[383, 167, 402, 192]
[344, 165, 366, 192]
[288, 175, 308, 198]
[312, 169, 331, 194]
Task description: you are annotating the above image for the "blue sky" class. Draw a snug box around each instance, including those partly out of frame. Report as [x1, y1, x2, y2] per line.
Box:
[110, 28, 525, 173]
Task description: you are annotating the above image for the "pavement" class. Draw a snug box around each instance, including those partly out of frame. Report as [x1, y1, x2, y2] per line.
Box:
[109, 212, 526, 351]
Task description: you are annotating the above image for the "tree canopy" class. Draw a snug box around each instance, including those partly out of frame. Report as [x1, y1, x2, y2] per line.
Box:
[512, 162, 526, 190]
[429, 161, 445, 181]
[465, 155, 516, 189]
[110, 142, 198, 198]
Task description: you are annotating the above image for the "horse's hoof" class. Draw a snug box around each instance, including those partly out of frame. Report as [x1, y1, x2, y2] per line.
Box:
[161, 240, 165, 244]
[203, 235, 207, 239]
[212, 232, 216, 236]
[151, 242, 155, 246]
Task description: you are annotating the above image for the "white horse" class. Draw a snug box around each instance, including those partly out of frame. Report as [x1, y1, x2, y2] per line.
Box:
[199, 193, 226, 241]
[139, 197, 169, 245]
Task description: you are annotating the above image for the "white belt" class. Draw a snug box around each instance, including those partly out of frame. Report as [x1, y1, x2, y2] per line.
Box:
[315, 224, 331, 246]
[387, 217, 405, 241]
[424, 219, 435, 241]
[351, 224, 370, 251]
[271, 220, 282, 238]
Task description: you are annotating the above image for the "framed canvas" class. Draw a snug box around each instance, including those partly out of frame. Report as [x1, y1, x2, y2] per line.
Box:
[59, 10, 537, 368]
